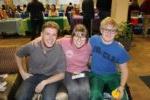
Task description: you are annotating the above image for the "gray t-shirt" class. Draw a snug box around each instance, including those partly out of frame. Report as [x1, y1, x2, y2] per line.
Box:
[16, 42, 66, 76]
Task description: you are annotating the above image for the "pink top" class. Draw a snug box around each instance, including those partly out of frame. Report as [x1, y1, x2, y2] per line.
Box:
[58, 37, 91, 73]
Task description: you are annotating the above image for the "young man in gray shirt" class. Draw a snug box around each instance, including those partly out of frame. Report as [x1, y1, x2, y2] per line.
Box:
[15, 21, 66, 100]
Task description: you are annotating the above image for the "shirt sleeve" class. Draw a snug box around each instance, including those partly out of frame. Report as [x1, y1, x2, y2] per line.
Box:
[16, 43, 32, 57]
[118, 48, 131, 64]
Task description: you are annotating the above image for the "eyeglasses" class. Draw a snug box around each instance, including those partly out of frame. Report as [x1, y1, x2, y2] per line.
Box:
[74, 31, 87, 37]
[74, 35, 86, 41]
[73, 31, 87, 39]
[102, 28, 117, 34]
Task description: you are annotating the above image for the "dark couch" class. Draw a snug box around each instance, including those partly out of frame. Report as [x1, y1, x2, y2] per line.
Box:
[0, 46, 68, 100]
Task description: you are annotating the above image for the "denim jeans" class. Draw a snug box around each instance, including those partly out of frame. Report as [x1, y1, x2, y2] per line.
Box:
[64, 72, 90, 100]
[15, 74, 60, 100]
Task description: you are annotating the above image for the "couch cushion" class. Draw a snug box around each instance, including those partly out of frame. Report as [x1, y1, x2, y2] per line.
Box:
[0, 46, 18, 74]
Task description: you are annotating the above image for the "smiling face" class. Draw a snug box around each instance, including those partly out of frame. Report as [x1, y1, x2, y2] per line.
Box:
[40, 21, 59, 48]
[41, 28, 57, 48]
[101, 24, 117, 43]
[100, 17, 118, 44]
[73, 31, 87, 48]
[72, 24, 88, 48]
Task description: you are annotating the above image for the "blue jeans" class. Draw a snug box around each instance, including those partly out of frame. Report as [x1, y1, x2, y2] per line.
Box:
[15, 74, 60, 100]
[64, 72, 90, 100]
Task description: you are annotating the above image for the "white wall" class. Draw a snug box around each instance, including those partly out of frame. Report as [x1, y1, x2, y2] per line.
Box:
[111, 0, 129, 23]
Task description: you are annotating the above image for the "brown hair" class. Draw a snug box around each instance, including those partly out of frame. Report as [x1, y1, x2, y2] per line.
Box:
[70, 24, 88, 45]
[72, 24, 88, 40]
[42, 21, 60, 33]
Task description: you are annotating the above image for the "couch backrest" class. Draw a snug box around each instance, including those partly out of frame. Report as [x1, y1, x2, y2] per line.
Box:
[0, 46, 18, 74]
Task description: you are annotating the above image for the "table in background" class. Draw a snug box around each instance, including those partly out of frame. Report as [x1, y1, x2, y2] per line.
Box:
[0, 17, 70, 36]
[23, 16, 70, 33]
[0, 18, 25, 36]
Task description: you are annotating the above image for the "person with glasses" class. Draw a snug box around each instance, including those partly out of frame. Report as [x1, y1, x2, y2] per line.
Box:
[89, 17, 131, 100]
[32, 24, 91, 100]
[58, 24, 91, 100]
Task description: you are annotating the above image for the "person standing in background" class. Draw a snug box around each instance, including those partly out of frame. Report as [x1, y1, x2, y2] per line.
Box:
[140, 0, 150, 36]
[140, 0, 150, 15]
[82, 0, 94, 37]
[44, 4, 50, 17]
[128, 0, 140, 22]
[65, 2, 73, 25]
[27, 0, 45, 40]
[96, 0, 112, 21]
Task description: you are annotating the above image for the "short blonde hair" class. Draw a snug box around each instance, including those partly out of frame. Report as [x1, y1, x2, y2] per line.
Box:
[100, 17, 118, 29]
[42, 21, 60, 33]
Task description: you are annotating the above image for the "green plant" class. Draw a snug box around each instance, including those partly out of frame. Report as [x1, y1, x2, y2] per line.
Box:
[115, 22, 133, 51]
